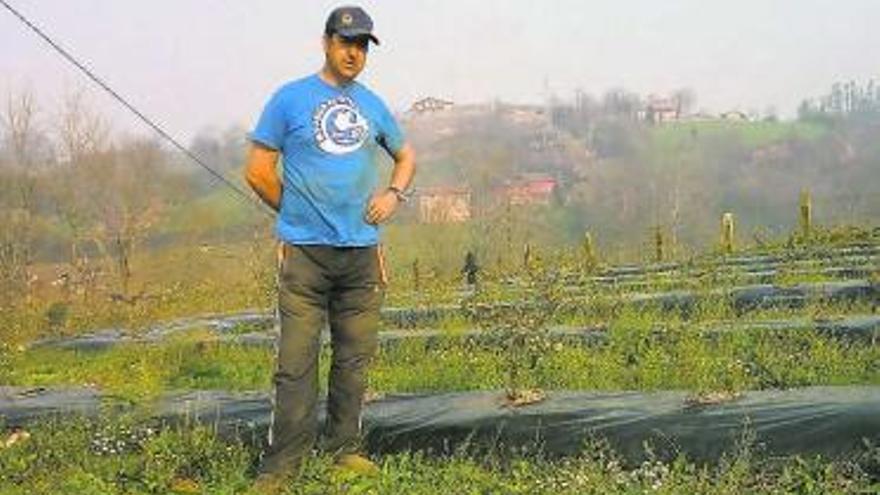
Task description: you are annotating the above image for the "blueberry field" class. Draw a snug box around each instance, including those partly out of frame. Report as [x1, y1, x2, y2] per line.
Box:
[2, 227, 878, 494]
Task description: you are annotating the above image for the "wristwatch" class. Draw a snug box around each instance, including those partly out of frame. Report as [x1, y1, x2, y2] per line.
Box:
[387, 186, 408, 202]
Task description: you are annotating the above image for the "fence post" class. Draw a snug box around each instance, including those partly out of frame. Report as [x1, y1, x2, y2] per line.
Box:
[523, 242, 532, 270]
[412, 259, 421, 291]
[654, 227, 665, 263]
[800, 189, 812, 239]
[582, 231, 597, 269]
[721, 212, 735, 254]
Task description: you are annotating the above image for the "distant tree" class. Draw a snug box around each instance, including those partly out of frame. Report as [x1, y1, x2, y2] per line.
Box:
[0, 90, 42, 303]
[672, 88, 696, 119]
[56, 89, 108, 164]
[189, 125, 247, 174]
[50, 90, 111, 300]
[89, 139, 169, 295]
[592, 120, 643, 159]
[829, 83, 844, 113]
[797, 99, 814, 120]
[601, 88, 641, 120]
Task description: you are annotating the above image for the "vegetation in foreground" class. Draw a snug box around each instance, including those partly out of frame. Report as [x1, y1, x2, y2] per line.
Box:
[0, 417, 877, 494]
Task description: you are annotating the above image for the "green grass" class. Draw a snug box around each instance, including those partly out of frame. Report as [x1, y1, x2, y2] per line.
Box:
[650, 120, 829, 153]
[4, 314, 879, 402]
[159, 187, 257, 235]
[372, 316, 880, 394]
[0, 416, 876, 494]
[1, 336, 275, 402]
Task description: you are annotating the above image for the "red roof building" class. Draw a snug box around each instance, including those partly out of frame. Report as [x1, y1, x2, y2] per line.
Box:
[415, 176, 557, 223]
[499, 175, 557, 206]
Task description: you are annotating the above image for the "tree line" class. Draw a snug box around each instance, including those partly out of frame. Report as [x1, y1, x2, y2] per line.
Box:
[0, 89, 253, 307]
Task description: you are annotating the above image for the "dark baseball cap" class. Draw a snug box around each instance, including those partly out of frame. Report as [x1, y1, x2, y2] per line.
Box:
[324, 6, 380, 45]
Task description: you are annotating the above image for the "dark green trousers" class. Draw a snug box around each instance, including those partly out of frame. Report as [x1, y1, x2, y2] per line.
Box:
[260, 243, 383, 474]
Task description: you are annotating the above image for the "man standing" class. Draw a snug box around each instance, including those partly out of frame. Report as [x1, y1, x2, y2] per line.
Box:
[244, 5, 415, 490]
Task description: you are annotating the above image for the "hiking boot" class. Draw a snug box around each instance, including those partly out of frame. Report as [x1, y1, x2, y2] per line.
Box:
[250, 472, 290, 495]
[334, 453, 379, 475]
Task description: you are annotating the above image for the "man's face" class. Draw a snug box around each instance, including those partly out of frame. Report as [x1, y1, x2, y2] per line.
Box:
[323, 34, 369, 82]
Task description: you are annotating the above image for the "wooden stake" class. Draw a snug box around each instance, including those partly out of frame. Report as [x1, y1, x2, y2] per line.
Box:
[721, 212, 735, 254]
[582, 231, 597, 267]
[523, 243, 532, 270]
[800, 189, 812, 238]
[412, 259, 421, 291]
[654, 227, 665, 262]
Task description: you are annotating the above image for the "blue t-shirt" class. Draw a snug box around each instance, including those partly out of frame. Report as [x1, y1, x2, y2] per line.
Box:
[250, 74, 404, 247]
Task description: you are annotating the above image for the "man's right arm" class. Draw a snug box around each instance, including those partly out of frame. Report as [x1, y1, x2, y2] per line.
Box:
[244, 142, 282, 212]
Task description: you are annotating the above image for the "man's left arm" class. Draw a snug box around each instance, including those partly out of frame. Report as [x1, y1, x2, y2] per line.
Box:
[365, 142, 416, 225]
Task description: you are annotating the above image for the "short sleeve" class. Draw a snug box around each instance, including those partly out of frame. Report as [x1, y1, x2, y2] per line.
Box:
[375, 100, 405, 156]
[250, 89, 288, 150]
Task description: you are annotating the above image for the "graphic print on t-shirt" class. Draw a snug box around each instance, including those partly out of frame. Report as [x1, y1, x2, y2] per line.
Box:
[312, 96, 370, 155]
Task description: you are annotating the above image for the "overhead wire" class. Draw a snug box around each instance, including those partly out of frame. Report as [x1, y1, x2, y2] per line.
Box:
[0, 0, 273, 218]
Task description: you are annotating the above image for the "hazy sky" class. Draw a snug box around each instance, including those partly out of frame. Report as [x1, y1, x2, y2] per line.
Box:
[1, 1, 877, 141]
